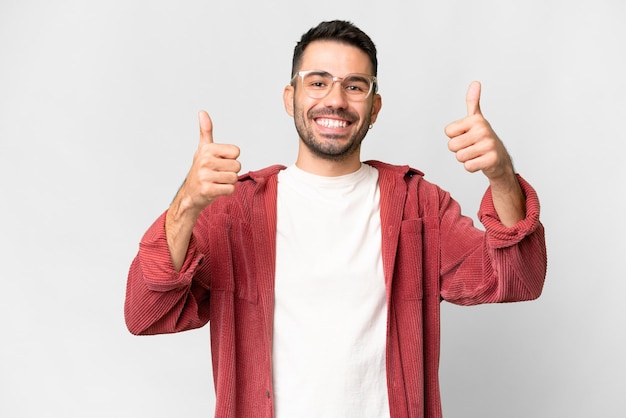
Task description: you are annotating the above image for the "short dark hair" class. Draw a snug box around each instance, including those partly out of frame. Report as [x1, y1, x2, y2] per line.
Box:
[291, 20, 378, 77]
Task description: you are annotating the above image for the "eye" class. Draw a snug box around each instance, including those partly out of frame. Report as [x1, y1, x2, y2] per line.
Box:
[345, 84, 366, 92]
[303, 72, 332, 90]
[310, 80, 327, 88]
[342, 76, 370, 93]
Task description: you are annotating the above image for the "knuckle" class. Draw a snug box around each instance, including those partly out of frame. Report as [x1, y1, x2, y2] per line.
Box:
[225, 172, 239, 184]
[224, 184, 236, 195]
[464, 160, 478, 172]
[199, 183, 215, 198]
[455, 150, 465, 163]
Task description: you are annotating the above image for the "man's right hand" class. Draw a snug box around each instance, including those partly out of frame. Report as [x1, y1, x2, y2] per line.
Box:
[181, 110, 242, 211]
[165, 111, 241, 271]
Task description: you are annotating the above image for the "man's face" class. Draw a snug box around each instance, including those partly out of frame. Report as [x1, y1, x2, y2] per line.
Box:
[284, 41, 382, 162]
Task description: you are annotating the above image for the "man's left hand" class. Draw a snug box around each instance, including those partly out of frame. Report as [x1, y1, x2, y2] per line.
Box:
[444, 81, 514, 182]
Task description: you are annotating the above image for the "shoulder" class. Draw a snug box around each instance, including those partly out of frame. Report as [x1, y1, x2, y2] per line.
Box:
[364, 160, 432, 190]
[204, 165, 285, 215]
[232, 164, 287, 195]
[365, 160, 446, 210]
[239, 164, 287, 184]
[364, 159, 424, 178]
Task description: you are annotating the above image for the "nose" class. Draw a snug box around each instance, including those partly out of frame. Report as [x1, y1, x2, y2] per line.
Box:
[322, 79, 348, 108]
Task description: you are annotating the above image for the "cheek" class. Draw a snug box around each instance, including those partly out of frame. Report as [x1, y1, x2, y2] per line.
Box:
[365, 103, 379, 122]
[294, 99, 316, 119]
[358, 106, 374, 123]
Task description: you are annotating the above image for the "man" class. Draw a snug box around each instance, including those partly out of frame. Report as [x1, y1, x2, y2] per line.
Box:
[125, 20, 547, 418]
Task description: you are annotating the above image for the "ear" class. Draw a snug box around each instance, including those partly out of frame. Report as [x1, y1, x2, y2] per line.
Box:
[369, 93, 382, 124]
[283, 85, 294, 117]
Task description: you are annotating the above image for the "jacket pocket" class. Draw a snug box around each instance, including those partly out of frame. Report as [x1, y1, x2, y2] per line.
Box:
[393, 219, 424, 300]
[206, 214, 259, 304]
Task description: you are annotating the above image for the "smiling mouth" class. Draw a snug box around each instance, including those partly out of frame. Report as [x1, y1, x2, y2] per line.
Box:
[315, 118, 351, 129]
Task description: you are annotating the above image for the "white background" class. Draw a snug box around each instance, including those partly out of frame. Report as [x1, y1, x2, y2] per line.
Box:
[1, 1, 624, 417]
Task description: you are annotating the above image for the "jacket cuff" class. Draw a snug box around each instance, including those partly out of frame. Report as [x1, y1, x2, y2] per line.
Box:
[137, 211, 204, 291]
[478, 174, 542, 248]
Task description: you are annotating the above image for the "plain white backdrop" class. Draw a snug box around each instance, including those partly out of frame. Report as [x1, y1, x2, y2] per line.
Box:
[1, 0, 624, 417]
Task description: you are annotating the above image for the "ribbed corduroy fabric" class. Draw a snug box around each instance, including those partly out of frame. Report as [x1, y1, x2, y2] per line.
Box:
[125, 160, 547, 418]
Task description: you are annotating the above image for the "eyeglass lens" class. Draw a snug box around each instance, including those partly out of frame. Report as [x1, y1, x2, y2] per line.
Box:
[301, 72, 373, 100]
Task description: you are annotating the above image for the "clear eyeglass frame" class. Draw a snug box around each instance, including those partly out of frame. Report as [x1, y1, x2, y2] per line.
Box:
[291, 70, 378, 101]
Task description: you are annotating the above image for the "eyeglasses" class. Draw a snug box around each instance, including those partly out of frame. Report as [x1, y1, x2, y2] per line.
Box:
[291, 70, 378, 101]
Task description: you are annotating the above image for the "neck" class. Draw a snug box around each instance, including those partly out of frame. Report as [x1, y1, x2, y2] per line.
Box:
[295, 144, 362, 177]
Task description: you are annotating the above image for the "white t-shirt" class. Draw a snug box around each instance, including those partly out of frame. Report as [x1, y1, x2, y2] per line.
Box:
[273, 163, 390, 418]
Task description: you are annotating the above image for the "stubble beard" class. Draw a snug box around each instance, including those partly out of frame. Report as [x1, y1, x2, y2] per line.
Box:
[293, 104, 372, 162]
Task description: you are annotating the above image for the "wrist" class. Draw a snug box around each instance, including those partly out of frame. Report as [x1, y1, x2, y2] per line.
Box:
[486, 162, 518, 191]
[168, 194, 204, 226]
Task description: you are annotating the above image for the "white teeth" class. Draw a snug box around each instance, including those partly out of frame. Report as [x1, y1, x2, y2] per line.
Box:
[316, 118, 348, 128]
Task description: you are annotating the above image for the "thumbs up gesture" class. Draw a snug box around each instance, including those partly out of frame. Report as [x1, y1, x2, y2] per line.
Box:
[445, 82, 527, 226]
[180, 111, 242, 211]
[164, 111, 241, 271]
[444, 81, 513, 181]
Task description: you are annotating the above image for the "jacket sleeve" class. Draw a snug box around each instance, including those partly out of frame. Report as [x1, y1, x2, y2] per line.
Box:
[439, 174, 547, 305]
[124, 211, 212, 335]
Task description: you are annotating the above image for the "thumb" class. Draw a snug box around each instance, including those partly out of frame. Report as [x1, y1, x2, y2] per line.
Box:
[198, 110, 214, 144]
[466, 81, 482, 116]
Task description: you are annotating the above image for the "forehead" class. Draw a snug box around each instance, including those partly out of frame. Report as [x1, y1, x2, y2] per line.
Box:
[299, 40, 373, 75]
